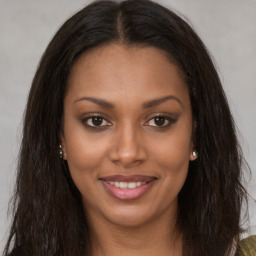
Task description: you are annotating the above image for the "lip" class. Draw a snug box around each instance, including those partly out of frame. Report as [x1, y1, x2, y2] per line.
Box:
[100, 174, 156, 182]
[100, 175, 157, 201]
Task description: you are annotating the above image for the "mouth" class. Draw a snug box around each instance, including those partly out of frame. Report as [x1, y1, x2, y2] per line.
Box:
[99, 175, 157, 201]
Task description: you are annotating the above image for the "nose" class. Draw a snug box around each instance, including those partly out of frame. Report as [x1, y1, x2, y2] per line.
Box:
[108, 124, 147, 168]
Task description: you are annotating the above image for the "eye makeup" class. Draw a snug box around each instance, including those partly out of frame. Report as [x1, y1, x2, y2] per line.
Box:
[79, 111, 179, 132]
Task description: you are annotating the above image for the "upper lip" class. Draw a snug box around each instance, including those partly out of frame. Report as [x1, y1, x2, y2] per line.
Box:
[100, 175, 157, 183]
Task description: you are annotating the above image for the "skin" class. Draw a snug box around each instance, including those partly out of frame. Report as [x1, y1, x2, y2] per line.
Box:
[61, 43, 197, 256]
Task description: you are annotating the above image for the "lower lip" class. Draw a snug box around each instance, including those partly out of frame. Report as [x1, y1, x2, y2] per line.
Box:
[101, 180, 156, 201]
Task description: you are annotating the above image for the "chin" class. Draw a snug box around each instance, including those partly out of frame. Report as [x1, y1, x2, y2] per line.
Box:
[101, 203, 162, 228]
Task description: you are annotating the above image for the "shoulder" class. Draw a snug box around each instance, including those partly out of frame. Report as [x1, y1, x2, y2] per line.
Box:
[237, 235, 256, 256]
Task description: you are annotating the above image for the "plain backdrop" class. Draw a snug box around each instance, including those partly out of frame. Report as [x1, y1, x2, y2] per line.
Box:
[1, 0, 256, 252]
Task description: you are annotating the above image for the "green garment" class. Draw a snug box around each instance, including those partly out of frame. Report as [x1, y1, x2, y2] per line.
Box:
[238, 235, 256, 256]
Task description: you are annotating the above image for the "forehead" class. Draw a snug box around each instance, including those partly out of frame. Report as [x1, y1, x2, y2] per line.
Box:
[66, 43, 189, 107]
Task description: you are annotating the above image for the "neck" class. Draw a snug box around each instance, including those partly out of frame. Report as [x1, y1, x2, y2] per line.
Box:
[87, 209, 182, 256]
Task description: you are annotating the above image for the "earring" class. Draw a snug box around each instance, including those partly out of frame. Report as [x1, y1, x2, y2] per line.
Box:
[59, 145, 63, 159]
[192, 150, 198, 158]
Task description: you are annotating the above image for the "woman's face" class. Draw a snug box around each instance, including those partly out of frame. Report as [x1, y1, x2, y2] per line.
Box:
[61, 43, 196, 228]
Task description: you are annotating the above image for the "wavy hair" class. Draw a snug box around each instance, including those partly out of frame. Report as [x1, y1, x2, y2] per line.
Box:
[4, 0, 248, 255]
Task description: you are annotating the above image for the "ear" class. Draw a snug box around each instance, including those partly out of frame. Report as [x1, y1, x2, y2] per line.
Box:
[59, 131, 68, 160]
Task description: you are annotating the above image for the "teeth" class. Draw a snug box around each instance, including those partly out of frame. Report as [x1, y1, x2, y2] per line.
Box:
[120, 182, 127, 189]
[114, 181, 120, 188]
[128, 182, 136, 189]
[136, 181, 142, 187]
[107, 181, 146, 189]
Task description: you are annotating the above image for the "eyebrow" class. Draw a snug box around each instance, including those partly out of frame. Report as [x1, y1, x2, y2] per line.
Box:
[73, 97, 114, 108]
[142, 95, 183, 109]
[73, 95, 183, 109]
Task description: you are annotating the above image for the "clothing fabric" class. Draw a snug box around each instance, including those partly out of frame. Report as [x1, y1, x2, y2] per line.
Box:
[237, 235, 256, 256]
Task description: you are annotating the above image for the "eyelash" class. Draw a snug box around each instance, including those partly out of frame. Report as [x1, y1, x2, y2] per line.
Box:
[145, 115, 176, 129]
[82, 114, 111, 130]
[81, 114, 177, 130]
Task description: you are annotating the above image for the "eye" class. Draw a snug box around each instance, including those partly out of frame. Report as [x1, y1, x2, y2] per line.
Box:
[82, 115, 111, 128]
[146, 115, 175, 128]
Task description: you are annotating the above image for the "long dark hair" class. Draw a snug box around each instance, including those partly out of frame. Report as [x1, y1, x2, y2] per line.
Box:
[4, 0, 248, 255]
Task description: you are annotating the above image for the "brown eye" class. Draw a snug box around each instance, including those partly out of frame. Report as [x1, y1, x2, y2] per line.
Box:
[154, 116, 166, 126]
[91, 116, 103, 126]
[146, 115, 176, 128]
[83, 115, 111, 128]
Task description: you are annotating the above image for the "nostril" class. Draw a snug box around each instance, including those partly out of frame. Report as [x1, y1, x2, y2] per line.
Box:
[108, 131, 148, 166]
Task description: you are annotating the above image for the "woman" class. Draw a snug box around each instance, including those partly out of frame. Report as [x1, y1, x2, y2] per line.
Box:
[4, 0, 255, 255]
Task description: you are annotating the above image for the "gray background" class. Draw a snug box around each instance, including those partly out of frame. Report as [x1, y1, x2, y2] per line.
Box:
[1, 0, 256, 252]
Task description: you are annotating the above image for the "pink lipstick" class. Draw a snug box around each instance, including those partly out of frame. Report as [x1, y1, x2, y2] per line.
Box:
[100, 175, 157, 201]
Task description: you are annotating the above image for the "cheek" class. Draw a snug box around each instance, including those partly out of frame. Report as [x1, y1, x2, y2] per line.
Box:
[152, 140, 190, 207]
[64, 130, 110, 200]
[148, 124, 192, 188]
[151, 126, 192, 167]
[63, 123, 110, 178]
[68, 141, 108, 173]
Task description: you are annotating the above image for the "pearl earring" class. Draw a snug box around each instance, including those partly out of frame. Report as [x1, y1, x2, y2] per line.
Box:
[59, 145, 63, 159]
[192, 150, 198, 158]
